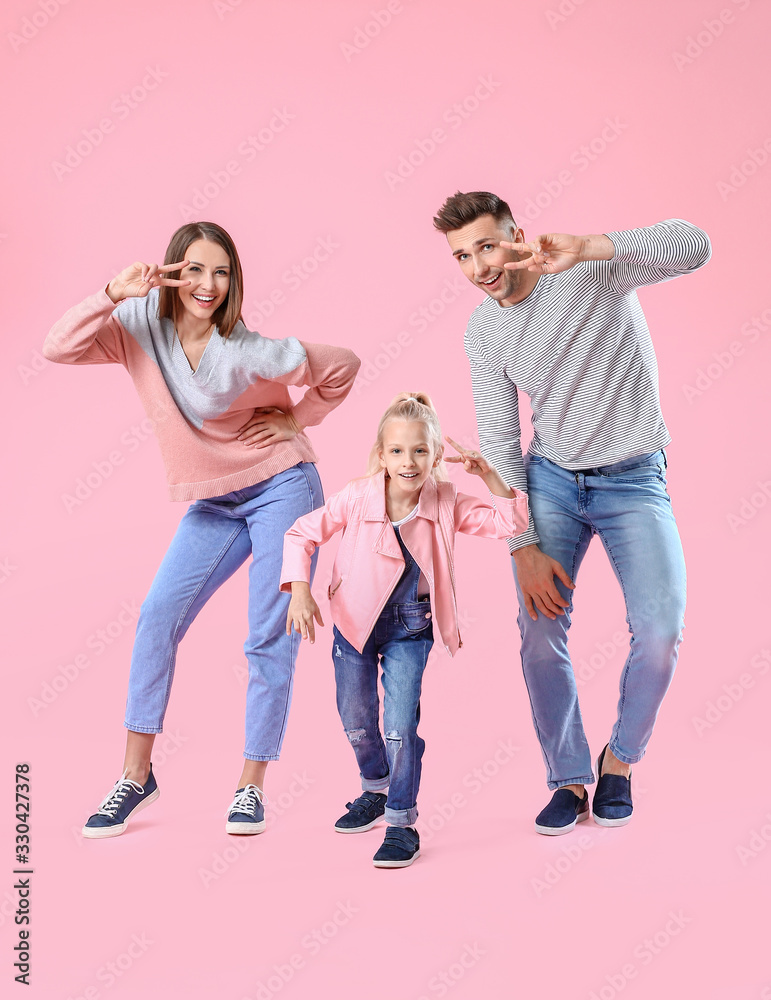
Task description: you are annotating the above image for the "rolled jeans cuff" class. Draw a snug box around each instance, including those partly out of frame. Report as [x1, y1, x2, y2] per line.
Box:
[549, 774, 596, 791]
[361, 774, 390, 793]
[385, 805, 418, 827]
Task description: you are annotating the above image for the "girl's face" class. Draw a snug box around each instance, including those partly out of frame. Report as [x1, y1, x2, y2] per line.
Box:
[378, 419, 440, 497]
[175, 239, 231, 324]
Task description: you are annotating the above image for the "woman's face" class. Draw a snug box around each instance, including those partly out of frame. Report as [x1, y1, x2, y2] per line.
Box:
[175, 239, 232, 324]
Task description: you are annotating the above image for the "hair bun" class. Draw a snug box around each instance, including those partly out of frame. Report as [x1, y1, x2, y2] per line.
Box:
[390, 391, 435, 411]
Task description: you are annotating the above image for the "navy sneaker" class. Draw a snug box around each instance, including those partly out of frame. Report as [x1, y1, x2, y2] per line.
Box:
[593, 746, 633, 827]
[334, 792, 388, 834]
[225, 784, 266, 835]
[534, 787, 590, 836]
[373, 826, 420, 868]
[82, 766, 160, 839]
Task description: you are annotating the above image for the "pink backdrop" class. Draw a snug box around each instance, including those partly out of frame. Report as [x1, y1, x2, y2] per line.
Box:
[2, 0, 769, 997]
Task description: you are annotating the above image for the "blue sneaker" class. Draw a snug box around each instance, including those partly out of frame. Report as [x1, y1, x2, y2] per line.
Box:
[593, 746, 633, 827]
[225, 784, 266, 834]
[372, 826, 420, 868]
[534, 787, 590, 836]
[82, 766, 160, 839]
[334, 792, 387, 834]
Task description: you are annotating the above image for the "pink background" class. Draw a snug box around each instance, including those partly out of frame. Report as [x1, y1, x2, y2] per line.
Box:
[2, 0, 769, 996]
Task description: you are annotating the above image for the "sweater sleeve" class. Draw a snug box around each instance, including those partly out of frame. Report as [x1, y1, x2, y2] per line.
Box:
[465, 328, 540, 551]
[592, 219, 712, 295]
[286, 342, 361, 428]
[43, 289, 129, 366]
[280, 483, 353, 591]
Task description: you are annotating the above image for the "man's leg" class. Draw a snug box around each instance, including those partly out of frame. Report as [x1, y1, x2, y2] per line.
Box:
[513, 456, 595, 790]
[587, 452, 687, 765]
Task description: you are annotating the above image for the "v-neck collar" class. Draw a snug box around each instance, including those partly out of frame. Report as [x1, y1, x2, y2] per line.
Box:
[173, 327, 220, 381]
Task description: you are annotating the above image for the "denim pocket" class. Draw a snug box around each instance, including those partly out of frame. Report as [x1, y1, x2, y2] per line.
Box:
[599, 463, 666, 484]
[398, 607, 433, 634]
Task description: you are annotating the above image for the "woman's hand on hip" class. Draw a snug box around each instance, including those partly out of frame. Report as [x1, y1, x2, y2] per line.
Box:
[238, 407, 302, 448]
[286, 586, 325, 643]
[106, 260, 191, 303]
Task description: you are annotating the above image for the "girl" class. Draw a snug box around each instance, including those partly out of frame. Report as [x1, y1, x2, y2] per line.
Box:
[44, 221, 360, 838]
[280, 393, 528, 867]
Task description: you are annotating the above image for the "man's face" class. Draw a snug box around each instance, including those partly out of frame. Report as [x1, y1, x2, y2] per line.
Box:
[446, 214, 531, 307]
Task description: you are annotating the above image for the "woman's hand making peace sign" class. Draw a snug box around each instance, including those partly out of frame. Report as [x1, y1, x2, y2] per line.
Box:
[106, 260, 192, 304]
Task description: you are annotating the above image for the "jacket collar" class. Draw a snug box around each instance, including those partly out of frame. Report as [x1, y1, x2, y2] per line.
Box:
[363, 470, 439, 522]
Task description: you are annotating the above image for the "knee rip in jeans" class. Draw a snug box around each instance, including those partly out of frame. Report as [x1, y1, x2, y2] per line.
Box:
[345, 728, 366, 745]
[335, 644, 343, 658]
[386, 731, 403, 755]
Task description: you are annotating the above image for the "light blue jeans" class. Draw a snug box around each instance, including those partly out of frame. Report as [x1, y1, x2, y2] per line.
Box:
[124, 462, 323, 760]
[513, 450, 686, 789]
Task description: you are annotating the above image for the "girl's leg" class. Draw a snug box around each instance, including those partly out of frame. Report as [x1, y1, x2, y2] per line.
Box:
[122, 732, 156, 784]
[332, 627, 389, 789]
[379, 623, 433, 827]
[239, 463, 325, 773]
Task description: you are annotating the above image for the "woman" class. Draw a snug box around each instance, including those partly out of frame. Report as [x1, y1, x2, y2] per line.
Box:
[44, 221, 360, 838]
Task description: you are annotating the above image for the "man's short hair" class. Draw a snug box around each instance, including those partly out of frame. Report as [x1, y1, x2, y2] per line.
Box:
[433, 190, 516, 234]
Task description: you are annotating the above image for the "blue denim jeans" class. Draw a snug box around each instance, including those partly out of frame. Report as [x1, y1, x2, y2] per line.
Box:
[513, 450, 686, 789]
[124, 462, 323, 761]
[332, 522, 433, 827]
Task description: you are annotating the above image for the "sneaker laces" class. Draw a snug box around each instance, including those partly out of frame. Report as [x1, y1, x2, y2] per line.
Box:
[226, 784, 266, 818]
[96, 771, 145, 818]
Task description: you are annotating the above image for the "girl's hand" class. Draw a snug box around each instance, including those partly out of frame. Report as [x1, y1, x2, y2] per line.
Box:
[286, 589, 325, 643]
[444, 436, 493, 477]
[238, 407, 302, 448]
[106, 260, 191, 303]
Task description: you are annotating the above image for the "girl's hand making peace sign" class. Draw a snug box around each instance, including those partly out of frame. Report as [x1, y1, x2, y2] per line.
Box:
[445, 436, 516, 500]
[106, 260, 191, 304]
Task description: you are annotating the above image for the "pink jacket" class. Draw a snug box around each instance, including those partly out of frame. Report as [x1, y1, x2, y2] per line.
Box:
[280, 471, 529, 656]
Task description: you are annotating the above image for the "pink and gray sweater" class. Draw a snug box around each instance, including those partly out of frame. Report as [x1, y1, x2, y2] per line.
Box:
[44, 288, 361, 500]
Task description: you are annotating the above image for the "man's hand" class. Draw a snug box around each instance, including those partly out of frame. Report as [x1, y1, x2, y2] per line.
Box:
[286, 583, 324, 642]
[500, 233, 615, 275]
[512, 544, 575, 621]
[238, 407, 302, 448]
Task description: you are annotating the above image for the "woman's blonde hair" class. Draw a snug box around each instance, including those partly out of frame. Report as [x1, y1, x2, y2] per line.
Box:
[366, 392, 448, 481]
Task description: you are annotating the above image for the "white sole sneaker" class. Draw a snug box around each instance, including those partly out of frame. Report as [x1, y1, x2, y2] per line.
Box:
[373, 849, 420, 869]
[225, 818, 266, 835]
[82, 788, 160, 839]
[334, 816, 384, 834]
[534, 808, 590, 836]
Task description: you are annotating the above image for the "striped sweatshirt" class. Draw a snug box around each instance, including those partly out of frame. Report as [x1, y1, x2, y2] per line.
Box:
[44, 288, 361, 501]
[464, 218, 712, 550]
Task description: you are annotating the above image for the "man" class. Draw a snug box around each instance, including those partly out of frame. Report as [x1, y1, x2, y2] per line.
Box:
[433, 191, 711, 835]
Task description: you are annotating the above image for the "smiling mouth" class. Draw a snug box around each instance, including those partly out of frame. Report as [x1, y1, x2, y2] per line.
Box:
[480, 274, 501, 288]
[399, 473, 419, 479]
[192, 294, 216, 306]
